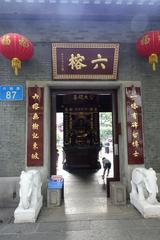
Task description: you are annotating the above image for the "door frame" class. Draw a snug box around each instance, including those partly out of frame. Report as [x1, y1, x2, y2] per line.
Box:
[50, 89, 120, 191]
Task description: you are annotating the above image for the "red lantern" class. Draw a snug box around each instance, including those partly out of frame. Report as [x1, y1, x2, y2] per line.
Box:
[136, 31, 160, 71]
[0, 33, 33, 75]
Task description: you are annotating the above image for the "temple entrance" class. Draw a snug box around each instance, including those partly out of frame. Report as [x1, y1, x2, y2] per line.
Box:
[51, 90, 120, 190]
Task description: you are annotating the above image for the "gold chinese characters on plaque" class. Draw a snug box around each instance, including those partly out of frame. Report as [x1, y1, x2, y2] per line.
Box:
[27, 87, 44, 166]
[125, 87, 144, 164]
[52, 42, 119, 80]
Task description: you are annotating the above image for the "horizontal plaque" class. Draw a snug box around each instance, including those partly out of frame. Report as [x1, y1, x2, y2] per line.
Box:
[52, 42, 119, 80]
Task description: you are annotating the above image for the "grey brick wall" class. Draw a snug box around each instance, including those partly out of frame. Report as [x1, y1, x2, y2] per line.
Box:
[0, 17, 160, 176]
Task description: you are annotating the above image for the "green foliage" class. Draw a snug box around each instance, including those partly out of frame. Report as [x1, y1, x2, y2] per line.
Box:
[99, 112, 112, 143]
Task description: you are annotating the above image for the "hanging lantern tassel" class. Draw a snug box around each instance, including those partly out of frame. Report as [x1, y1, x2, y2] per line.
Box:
[149, 53, 158, 71]
[11, 57, 21, 75]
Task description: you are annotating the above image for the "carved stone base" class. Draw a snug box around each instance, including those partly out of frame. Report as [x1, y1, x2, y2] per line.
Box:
[130, 194, 160, 218]
[14, 196, 43, 223]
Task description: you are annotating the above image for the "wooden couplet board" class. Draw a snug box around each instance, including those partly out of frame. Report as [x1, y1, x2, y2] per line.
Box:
[125, 87, 144, 164]
[27, 87, 44, 166]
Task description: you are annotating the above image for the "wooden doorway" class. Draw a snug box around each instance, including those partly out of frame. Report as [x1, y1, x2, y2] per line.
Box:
[50, 89, 120, 195]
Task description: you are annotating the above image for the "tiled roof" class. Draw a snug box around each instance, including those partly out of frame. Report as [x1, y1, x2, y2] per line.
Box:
[2, 0, 160, 5]
[0, 0, 160, 20]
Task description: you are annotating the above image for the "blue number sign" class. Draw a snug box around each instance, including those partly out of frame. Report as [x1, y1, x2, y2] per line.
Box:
[0, 85, 23, 101]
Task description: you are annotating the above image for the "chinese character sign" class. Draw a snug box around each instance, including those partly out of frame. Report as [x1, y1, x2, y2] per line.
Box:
[27, 87, 44, 166]
[0, 85, 23, 101]
[52, 43, 119, 80]
[125, 87, 144, 164]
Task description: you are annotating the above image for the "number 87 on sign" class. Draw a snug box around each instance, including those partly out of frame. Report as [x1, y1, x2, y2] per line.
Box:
[0, 85, 23, 101]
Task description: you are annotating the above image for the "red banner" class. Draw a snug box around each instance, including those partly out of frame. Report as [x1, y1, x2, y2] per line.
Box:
[27, 87, 44, 166]
[52, 42, 119, 80]
[125, 87, 144, 164]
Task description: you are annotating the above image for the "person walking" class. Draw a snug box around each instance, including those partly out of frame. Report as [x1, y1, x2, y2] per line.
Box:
[102, 157, 111, 179]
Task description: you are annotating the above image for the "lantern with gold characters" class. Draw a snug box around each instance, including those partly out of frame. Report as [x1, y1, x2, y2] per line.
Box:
[0, 33, 33, 75]
[136, 31, 160, 71]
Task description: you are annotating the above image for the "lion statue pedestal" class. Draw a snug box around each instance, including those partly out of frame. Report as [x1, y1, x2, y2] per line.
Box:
[130, 167, 160, 218]
[14, 170, 43, 223]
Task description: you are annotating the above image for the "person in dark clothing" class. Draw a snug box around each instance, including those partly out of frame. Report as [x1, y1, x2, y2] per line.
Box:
[105, 142, 110, 154]
[102, 157, 111, 179]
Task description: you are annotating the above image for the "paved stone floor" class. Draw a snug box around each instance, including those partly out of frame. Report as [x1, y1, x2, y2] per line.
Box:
[0, 169, 160, 240]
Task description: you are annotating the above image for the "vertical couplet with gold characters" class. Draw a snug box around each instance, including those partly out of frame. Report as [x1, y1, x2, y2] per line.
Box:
[27, 87, 44, 166]
[125, 86, 144, 164]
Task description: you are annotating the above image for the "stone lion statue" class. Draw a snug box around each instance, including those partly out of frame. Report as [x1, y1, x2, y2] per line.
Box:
[14, 169, 43, 223]
[19, 170, 42, 209]
[130, 167, 158, 204]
